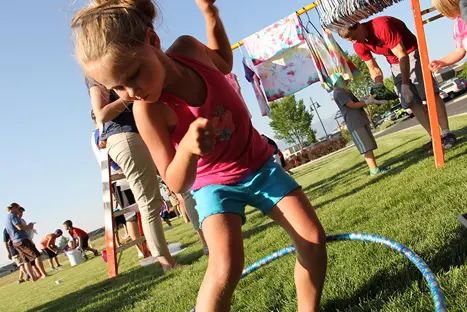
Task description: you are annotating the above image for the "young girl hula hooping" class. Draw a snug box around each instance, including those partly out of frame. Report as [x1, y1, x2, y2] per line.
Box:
[72, 1, 327, 311]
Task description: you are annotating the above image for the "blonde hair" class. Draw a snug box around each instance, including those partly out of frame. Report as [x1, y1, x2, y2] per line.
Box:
[71, 0, 158, 65]
[433, 0, 460, 18]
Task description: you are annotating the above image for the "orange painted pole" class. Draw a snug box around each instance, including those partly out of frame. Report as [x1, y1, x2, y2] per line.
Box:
[136, 212, 151, 257]
[103, 156, 118, 278]
[411, 0, 445, 167]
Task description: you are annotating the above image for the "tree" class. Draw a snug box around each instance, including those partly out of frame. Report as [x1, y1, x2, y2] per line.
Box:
[457, 63, 467, 79]
[347, 54, 392, 127]
[347, 54, 373, 99]
[269, 95, 316, 149]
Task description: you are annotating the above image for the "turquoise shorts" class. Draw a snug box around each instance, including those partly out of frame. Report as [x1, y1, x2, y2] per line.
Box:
[192, 158, 300, 227]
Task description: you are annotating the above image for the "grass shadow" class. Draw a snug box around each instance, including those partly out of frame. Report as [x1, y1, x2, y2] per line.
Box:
[293, 135, 424, 183]
[177, 249, 206, 265]
[323, 226, 467, 311]
[26, 264, 172, 312]
[309, 143, 433, 208]
[242, 221, 278, 240]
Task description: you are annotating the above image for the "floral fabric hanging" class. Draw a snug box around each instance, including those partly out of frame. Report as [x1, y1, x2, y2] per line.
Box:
[256, 42, 320, 102]
[243, 13, 305, 66]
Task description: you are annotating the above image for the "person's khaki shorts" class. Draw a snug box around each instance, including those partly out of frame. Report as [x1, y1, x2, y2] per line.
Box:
[391, 49, 440, 109]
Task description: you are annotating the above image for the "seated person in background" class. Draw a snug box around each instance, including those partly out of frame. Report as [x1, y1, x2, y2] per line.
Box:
[92, 110, 145, 257]
[63, 220, 99, 260]
[160, 202, 173, 229]
[261, 134, 293, 174]
[333, 78, 388, 176]
[39, 230, 63, 270]
[111, 181, 145, 257]
[166, 188, 189, 222]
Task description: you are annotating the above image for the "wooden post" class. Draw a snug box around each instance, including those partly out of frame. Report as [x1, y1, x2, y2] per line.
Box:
[102, 156, 117, 278]
[136, 212, 151, 257]
[411, 0, 445, 167]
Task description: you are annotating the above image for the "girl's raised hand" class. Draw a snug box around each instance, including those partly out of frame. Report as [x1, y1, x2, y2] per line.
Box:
[195, 0, 217, 14]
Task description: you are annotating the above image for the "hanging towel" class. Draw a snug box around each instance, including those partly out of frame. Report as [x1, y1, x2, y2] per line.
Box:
[243, 58, 271, 116]
[347, 58, 360, 78]
[307, 33, 333, 91]
[256, 42, 320, 102]
[306, 32, 357, 90]
[323, 29, 353, 81]
[243, 13, 304, 66]
[225, 73, 252, 118]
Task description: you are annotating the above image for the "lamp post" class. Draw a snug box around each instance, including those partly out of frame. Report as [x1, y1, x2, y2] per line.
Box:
[334, 110, 343, 134]
[310, 97, 328, 139]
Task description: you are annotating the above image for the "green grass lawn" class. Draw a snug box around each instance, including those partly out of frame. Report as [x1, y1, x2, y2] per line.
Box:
[1, 115, 467, 312]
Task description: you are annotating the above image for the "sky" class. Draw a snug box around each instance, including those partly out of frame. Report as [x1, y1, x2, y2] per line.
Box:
[0, 0, 462, 265]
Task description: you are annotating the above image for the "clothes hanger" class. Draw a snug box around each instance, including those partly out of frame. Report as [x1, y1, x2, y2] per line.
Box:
[317, 0, 403, 29]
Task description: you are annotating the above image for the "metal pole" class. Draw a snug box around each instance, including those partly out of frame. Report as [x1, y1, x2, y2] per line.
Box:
[310, 97, 329, 138]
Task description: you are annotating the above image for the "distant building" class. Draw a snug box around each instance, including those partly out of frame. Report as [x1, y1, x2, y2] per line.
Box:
[283, 144, 303, 159]
[283, 140, 316, 159]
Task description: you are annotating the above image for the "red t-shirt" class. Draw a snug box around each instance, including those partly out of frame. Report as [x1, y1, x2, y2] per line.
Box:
[353, 16, 418, 65]
[70, 227, 89, 240]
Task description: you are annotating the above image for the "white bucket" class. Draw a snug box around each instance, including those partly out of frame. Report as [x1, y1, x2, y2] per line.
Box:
[66, 250, 84, 267]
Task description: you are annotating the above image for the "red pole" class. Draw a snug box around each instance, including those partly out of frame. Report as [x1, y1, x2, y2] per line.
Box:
[136, 212, 151, 257]
[103, 156, 118, 278]
[411, 0, 445, 167]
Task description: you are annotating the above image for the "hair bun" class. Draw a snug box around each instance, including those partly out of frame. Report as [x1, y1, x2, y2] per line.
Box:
[134, 0, 157, 21]
[92, 0, 156, 21]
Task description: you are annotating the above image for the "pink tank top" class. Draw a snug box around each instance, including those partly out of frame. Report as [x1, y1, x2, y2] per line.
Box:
[454, 18, 467, 50]
[159, 54, 274, 190]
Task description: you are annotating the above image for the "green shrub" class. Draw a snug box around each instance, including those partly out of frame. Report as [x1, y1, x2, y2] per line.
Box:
[340, 128, 352, 143]
[380, 120, 396, 130]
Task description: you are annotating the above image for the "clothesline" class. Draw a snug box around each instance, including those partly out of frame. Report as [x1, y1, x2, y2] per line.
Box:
[231, 2, 319, 50]
[228, 0, 446, 167]
[231, 1, 442, 51]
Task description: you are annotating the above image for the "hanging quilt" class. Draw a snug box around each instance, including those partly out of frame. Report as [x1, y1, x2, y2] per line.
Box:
[256, 42, 320, 102]
[243, 58, 271, 116]
[225, 73, 252, 118]
[243, 13, 305, 66]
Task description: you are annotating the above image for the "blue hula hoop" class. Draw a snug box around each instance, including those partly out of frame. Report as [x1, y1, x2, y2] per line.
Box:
[190, 233, 446, 312]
